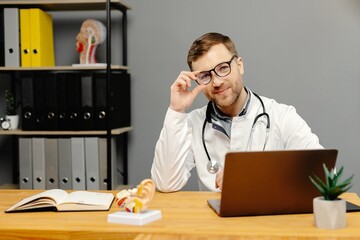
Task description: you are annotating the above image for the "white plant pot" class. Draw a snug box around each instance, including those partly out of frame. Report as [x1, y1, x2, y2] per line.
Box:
[313, 196, 346, 229]
[5, 115, 19, 130]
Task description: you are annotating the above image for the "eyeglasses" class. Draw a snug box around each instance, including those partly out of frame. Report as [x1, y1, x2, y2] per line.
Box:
[195, 55, 237, 85]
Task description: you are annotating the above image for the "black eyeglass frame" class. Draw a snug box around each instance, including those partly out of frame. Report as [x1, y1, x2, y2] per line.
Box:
[195, 55, 238, 85]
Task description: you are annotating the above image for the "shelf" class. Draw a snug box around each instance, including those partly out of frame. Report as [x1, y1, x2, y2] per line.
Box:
[0, 65, 129, 72]
[0, 0, 131, 188]
[0, 126, 132, 136]
[0, 0, 130, 12]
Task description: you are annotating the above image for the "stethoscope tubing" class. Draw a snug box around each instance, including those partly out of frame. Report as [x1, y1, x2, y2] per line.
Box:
[203, 92, 270, 173]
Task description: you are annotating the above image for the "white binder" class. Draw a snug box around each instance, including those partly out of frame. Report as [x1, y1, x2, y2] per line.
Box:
[45, 138, 59, 189]
[58, 138, 72, 190]
[98, 137, 117, 190]
[85, 137, 100, 190]
[18, 137, 33, 189]
[111, 137, 118, 190]
[71, 137, 86, 190]
[98, 137, 108, 190]
[32, 138, 46, 189]
[4, 8, 20, 66]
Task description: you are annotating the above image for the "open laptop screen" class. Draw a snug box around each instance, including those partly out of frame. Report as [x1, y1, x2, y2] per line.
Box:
[209, 149, 338, 217]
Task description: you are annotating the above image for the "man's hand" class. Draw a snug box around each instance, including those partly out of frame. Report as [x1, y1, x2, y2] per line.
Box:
[215, 168, 224, 190]
[169, 71, 206, 113]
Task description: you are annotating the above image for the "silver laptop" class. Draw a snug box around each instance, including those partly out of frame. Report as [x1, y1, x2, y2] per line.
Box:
[208, 149, 338, 217]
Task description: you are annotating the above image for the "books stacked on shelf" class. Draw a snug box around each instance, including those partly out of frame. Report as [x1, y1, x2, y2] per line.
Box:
[19, 137, 119, 190]
[1, 8, 54, 67]
[20, 71, 131, 131]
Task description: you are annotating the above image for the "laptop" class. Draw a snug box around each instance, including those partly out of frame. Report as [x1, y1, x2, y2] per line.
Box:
[208, 149, 339, 217]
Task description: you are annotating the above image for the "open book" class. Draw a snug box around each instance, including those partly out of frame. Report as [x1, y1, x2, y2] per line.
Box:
[5, 189, 114, 212]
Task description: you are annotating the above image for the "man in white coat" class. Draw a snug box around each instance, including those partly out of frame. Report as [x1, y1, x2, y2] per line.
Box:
[151, 32, 322, 192]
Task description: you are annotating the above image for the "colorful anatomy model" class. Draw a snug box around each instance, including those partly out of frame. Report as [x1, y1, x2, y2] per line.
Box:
[76, 19, 106, 64]
[115, 179, 156, 213]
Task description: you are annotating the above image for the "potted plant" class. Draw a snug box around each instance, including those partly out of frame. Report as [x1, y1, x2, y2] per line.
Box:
[4, 90, 19, 130]
[309, 163, 354, 229]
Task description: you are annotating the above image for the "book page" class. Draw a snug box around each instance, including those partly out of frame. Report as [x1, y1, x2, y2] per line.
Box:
[60, 191, 113, 205]
[5, 189, 68, 212]
[13, 199, 57, 211]
[57, 191, 114, 211]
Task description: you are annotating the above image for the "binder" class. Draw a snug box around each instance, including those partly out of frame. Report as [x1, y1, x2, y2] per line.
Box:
[44, 73, 58, 130]
[93, 72, 131, 130]
[45, 138, 59, 189]
[110, 137, 118, 190]
[80, 74, 94, 130]
[66, 73, 82, 130]
[58, 138, 72, 190]
[20, 8, 55, 67]
[18, 137, 33, 189]
[0, 9, 4, 66]
[71, 137, 86, 190]
[56, 73, 69, 130]
[21, 73, 36, 130]
[32, 138, 46, 189]
[29, 8, 55, 66]
[112, 72, 131, 129]
[98, 137, 117, 190]
[85, 137, 100, 190]
[4, 8, 20, 66]
[93, 73, 106, 130]
[98, 137, 108, 190]
[33, 73, 46, 130]
[19, 9, 31, 67]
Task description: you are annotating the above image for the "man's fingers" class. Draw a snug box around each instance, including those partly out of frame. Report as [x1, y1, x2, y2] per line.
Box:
[215, 169, 224, 190]
[173, 71, 201, 91]
[192, 84, 206, 96]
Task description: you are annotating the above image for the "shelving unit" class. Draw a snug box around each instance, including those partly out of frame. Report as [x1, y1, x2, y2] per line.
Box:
[0, 65, 129, 71]
[0, 0, 131, 189]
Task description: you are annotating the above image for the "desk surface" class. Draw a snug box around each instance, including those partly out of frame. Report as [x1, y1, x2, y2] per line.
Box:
[0, 190, 359, 240]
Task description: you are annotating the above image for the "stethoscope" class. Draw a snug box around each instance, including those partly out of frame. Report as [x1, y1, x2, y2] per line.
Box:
[203, 92, 270, 174]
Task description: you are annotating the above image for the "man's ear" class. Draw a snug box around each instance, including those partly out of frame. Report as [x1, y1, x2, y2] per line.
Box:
[237, 57, 245, 75]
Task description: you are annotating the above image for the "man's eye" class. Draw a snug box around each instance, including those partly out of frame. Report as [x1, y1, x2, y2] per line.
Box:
[217, 65, 230, 73]
[198, 73, 210, 80]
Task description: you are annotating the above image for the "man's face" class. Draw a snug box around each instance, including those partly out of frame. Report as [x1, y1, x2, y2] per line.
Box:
[191, 44, 245, 111]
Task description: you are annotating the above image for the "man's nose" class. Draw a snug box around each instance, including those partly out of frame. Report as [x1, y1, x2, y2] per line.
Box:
[212, 73, 224, 86]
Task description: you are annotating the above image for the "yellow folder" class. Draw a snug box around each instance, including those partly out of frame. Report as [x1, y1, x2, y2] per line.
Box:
[29, 8, 55, 67]
[20, 9, 31, 67]
[20, 8, 55, 67]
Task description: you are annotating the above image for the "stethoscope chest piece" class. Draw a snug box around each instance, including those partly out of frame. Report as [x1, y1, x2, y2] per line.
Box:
[207, 160, 220, 174]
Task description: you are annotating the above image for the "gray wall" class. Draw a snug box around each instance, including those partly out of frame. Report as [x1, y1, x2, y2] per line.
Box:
[0, 0, 359, 194]
[126, 0, 360, 193]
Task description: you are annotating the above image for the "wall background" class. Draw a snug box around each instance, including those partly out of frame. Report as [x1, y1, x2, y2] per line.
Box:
[0, 0, 359, 193]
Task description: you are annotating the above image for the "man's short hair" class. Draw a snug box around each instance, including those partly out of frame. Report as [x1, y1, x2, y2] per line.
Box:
[187, 32, 238, 70]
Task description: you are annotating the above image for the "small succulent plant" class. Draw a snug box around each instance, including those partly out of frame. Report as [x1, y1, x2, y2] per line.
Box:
[309, 164, 354, 200]
[4, 90, 17, 115]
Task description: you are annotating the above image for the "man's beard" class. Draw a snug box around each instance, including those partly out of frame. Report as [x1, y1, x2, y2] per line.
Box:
[213, 88, 241, 109]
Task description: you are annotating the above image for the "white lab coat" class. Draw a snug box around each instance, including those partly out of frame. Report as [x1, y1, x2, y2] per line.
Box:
[151, 90, 323, 192]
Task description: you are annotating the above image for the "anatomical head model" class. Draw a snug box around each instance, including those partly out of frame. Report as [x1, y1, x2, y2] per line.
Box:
[115, 179, 156, 213]
[76, 19, 106, 64]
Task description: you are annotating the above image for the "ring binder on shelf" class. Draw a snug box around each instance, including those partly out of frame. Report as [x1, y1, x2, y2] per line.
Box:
[44, 73, 58, 130]
[80, 74, 95, 130]
[4, 8, 20, 66]
[93, 72, 131, 130]
[19, 137, 33, 189]
[21, 73, 36, 131]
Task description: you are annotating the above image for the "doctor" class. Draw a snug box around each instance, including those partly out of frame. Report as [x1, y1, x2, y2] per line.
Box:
[151, 32, 322, 192]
